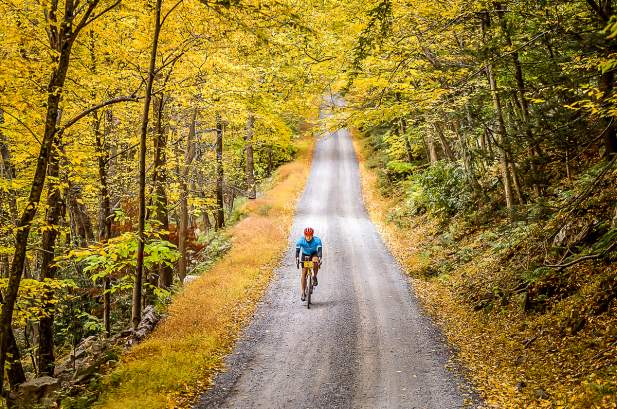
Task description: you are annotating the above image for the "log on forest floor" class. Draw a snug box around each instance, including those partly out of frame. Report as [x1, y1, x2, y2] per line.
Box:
[127, 305, 162, 345]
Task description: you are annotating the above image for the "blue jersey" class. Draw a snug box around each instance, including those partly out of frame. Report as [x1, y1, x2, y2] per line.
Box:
[296, 236, 323, 257]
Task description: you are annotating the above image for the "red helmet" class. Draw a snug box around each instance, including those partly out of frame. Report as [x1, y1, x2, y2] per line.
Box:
[304, 227, 314, 236]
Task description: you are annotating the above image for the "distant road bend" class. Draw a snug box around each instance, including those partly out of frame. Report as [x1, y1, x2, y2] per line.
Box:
[196, 106, 476, 408]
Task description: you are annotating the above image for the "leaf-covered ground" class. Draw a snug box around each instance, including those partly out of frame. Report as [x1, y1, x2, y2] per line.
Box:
[353, 135, 617, 408]
[93, 135, 314, 409]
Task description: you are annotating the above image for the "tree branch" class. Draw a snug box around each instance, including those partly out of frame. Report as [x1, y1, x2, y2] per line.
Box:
[161, 0, 184, 27]
[84, 0, 122, 28]
[0, 107, 43, 145]
[60, 95, 140, 131]
[544, 241, 617, 271]
[73, 0, 101, 37]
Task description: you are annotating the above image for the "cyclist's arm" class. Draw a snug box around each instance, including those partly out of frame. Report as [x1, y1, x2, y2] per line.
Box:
[295, 239, 302, 259]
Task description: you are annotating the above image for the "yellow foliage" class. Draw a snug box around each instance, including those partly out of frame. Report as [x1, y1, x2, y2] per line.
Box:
[95, 133, 314, 409]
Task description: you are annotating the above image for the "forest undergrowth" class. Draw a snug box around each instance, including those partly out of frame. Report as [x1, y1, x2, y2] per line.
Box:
[93, 135, 314, 409]
[353, 134, 617, 408]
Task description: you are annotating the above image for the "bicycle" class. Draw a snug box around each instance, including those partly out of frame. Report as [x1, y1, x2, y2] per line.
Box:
[297, 255, 318, 309]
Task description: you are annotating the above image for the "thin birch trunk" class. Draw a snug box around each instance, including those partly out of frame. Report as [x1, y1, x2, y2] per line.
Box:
[133, 0, 163, 329]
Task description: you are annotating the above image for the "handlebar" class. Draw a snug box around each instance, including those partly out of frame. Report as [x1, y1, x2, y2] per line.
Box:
[296, 257, 322, 269]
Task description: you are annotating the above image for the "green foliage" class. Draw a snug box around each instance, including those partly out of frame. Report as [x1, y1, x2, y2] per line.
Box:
[67, 233, 179, 284]
[522, 267, 553, 285]
[385, 160, 414, 178]
[405, 161, 472, 217]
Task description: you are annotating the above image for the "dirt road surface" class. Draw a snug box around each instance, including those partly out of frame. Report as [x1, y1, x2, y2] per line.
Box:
[195, 122, 476, 408]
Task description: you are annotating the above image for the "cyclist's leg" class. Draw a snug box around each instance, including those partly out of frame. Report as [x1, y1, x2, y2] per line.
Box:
[300, 267, 307, 299]
[311, 255, 319, 277]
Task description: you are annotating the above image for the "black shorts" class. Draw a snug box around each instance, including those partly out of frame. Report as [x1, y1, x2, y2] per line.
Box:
[301, 253, 319, 260]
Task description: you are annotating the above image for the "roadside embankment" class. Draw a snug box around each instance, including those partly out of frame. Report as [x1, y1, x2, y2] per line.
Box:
[352, 133, 617, 408]
[95, 134, 314, 409]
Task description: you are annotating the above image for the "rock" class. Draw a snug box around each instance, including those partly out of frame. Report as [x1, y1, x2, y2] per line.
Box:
[72, 356, 107, 384]
[553, 218, 595, 248]
[183, 274, 199, 285]
[128, 305, 162, 345]
[534, 388, 549, 400]
[119, 329, 133, 337]
[16, 376, 60, 407]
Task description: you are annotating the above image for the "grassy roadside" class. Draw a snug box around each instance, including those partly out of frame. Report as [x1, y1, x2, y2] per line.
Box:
[94, 134, 314, 409]
[351, 133, 617, 408]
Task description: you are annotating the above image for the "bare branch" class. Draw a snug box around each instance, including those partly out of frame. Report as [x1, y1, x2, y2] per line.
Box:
[60, 95, 140, 131]
[73, 0, 101, 37]
[161, 0, 184, 27]
[544, 241, 617, 271]
[0, 107, 42, 145]
[84, 0, 122, 28]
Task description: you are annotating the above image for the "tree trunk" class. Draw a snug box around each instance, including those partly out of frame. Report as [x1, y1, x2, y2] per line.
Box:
[0, 293, 26, 396]
[151, 95, 172, 289]
[496, 3, 540, 196]
[399, 119, 414, 163]
[453, 120, 484, 198]
[227, 189, 236, 216]
[267, 144, 273, 177]
[508, 156, 525, 205]
[133, 0, 163, 330]
[37, 142, 65, 376]
[245, 113, 256, 199]
[426, 134, 439, 163]
[202, 211, 211, 233]
[587, 0, 617, 157]
[67, 183, 95, 247]
[434, 123, 455, 161]
[0, 1, 82, 388]
[599, 70, 617, 157]
[482, 11, 514, 210]
[96, 110, 114, 336]
[178, 107, 197, 283]
[215, 113, 225, 230]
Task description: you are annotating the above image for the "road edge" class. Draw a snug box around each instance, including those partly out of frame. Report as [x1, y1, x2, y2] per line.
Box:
[350, 130, 485, 408]
[94, 132, 316, 409]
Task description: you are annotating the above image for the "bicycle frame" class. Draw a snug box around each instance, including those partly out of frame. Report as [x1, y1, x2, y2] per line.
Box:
[298, 256, 318, 308]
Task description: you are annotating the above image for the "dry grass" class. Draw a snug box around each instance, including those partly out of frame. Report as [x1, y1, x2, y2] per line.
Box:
[352, 133, 617, 408]
[95, 136, 314, 409]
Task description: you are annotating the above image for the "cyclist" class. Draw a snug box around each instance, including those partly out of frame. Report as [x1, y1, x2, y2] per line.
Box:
[295, 227, 322, 301]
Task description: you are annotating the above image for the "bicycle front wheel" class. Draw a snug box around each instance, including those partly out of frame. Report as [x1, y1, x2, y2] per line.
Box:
[306, 270, 312, 308]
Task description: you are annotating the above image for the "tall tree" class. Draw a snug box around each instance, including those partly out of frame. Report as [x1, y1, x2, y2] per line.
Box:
[0, 0, 114, 393]
[215, 113, 225, 229]
[133, 0, 163, 330]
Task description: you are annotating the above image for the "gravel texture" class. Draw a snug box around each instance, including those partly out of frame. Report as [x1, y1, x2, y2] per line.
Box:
[194, 125, 477, 409]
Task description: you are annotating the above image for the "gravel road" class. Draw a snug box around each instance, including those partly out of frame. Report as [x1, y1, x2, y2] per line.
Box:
[195, 121, 476, 408]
